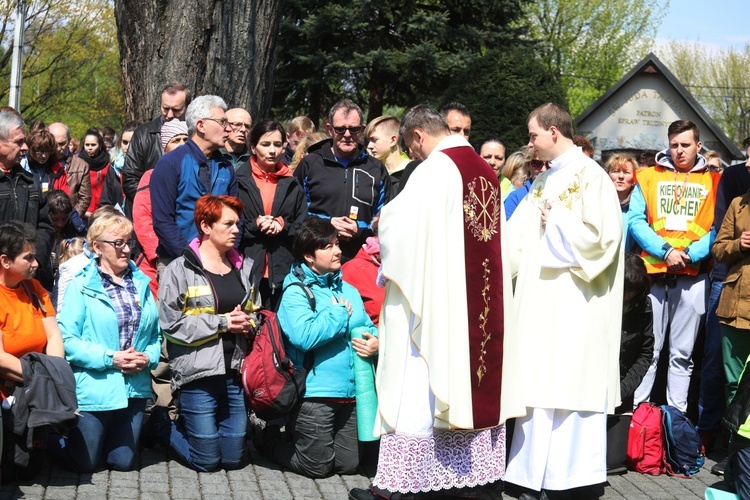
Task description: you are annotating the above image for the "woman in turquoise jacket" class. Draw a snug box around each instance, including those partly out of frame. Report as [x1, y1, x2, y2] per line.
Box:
[50, 212, 161, 472]
[265, 217, 378, 478]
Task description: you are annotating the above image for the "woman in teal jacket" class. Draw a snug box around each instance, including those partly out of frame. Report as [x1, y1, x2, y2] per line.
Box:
[266, 217, 378, 478]
[50, 212, 161, 472]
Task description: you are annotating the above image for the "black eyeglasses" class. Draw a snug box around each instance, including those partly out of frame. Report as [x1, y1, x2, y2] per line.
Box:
[332, 126, 363, 135]
[98, 239, 135, 250]
[203, 118, 229, 128]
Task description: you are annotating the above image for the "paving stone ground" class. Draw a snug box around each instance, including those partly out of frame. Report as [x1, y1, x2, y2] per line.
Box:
[0, 441, 731, 499]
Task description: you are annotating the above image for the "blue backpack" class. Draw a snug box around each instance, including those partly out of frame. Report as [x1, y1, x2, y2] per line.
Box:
[660, 405, 705, 476]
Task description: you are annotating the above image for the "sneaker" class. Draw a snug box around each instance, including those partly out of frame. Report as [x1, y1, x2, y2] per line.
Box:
[711, 456, 728, 476]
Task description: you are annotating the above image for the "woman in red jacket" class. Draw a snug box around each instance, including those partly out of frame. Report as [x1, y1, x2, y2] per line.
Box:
[80, 128, 120, 219]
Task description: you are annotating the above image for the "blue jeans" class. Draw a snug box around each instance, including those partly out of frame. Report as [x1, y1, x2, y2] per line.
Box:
[48, 398, 146, 472]
[169, 374, 247, 472]
[698, 279, 726, 431]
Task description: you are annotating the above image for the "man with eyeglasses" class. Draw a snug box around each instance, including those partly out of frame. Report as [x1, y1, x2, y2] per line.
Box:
[150, 95, 238, 264]
[221, 108, 252, 170]
[122, 83, 192, 212]
[294, 99, 391, 261]
[48, 122, 92, 220]
[0, 111, 55, 290]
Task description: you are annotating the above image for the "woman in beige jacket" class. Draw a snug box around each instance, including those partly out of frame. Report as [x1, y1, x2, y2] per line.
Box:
[714, 190, 750, 403]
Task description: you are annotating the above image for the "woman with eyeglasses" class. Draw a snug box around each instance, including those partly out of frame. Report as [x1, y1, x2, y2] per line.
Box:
[237, 120, 307, 310]
[50, 212, 161, 472]
[27, 130, 66, 194]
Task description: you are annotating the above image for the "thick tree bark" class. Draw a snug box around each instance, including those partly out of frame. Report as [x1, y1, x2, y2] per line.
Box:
[114, 0, 281, 122]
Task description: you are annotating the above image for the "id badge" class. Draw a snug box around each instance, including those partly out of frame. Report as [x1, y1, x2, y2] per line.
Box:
[665, 215, 687, 232]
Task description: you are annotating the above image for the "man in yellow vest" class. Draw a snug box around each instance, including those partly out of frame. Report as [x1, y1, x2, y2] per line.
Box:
[630, 119, 720, 413]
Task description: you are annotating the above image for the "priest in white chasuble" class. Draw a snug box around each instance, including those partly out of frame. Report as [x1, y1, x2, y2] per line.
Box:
[348, 104, 515, 500]
[503, 103, 624, 498]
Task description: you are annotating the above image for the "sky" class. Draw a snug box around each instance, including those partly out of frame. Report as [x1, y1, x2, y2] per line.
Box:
[655, 0, 749, 52]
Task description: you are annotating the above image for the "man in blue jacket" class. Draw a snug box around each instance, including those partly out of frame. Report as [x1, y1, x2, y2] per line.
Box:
[150, 95, 238, 267]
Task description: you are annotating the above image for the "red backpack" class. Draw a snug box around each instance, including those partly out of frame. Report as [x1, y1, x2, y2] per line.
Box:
[241, 282, 315, 421]
[626, 402, 667, 475]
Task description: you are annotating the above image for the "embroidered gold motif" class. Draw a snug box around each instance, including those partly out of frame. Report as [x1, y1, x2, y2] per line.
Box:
[532, 166, 586, 212]
[464, 177, 500, 242]
[477, 259, 491, 386]
[557, 166, 585, 210]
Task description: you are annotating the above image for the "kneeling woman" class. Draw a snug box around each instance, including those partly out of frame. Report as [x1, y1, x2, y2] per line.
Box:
[159, 195, 258, 472]
[52, 212, 161, 472]
[268, 217, 378, 478]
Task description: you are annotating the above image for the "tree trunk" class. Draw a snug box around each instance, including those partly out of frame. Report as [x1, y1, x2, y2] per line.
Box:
[114, 0, 281, 123]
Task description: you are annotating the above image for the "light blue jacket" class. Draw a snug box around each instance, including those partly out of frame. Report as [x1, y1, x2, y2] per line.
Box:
[277, 263, 375, 398]
[57, 259, 161, 411]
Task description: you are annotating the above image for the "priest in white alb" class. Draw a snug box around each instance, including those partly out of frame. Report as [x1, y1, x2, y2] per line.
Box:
[503, 103, 624, 498]
[348, 105, 515, 500]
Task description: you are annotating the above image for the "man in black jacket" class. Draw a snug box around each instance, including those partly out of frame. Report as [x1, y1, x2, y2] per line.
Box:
[0, 112, 54, 290]
[122, 83, 191, 209]
[294, 99, 391, 261]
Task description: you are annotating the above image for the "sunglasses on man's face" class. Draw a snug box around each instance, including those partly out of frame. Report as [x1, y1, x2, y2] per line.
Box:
[332, 126, 363, 135]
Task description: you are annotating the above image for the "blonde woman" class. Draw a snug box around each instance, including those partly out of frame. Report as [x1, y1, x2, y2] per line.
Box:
[51, 212, 161, 472]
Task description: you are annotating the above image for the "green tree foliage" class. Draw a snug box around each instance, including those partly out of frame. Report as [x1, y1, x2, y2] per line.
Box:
[522, 0, 668, 117]
[0, 0, 123, 136]
[659, 41, 750, 148]
[442, 47, 566, 151]
[272, 0, 528, 125]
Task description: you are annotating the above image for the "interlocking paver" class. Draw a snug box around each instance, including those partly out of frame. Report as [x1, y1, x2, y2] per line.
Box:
[0, 442, 734, 498]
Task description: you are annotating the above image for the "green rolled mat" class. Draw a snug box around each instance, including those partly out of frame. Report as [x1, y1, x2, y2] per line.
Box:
[351, 325, 379, 441]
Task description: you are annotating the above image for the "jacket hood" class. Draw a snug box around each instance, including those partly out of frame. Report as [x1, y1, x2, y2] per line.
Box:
[655, 148, 707, 173]
[186, 238, 244, 271]
[294, 262, 343, 289]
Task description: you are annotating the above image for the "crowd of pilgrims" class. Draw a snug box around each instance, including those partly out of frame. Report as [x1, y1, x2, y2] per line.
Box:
[0, 87, 749, 497]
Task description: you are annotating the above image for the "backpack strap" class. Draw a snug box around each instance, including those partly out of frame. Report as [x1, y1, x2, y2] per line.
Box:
[20, 280, 47, 315]
[281, 275, 317, 370]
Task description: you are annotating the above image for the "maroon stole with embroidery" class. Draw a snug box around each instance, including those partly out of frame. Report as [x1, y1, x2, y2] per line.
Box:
[442, 146, 504, 429]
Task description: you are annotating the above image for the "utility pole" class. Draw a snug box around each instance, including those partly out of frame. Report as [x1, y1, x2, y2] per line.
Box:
[9, 0, 28, 110]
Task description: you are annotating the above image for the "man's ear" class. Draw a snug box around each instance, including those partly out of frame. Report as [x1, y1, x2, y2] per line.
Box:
[412, 128, 424, 145]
